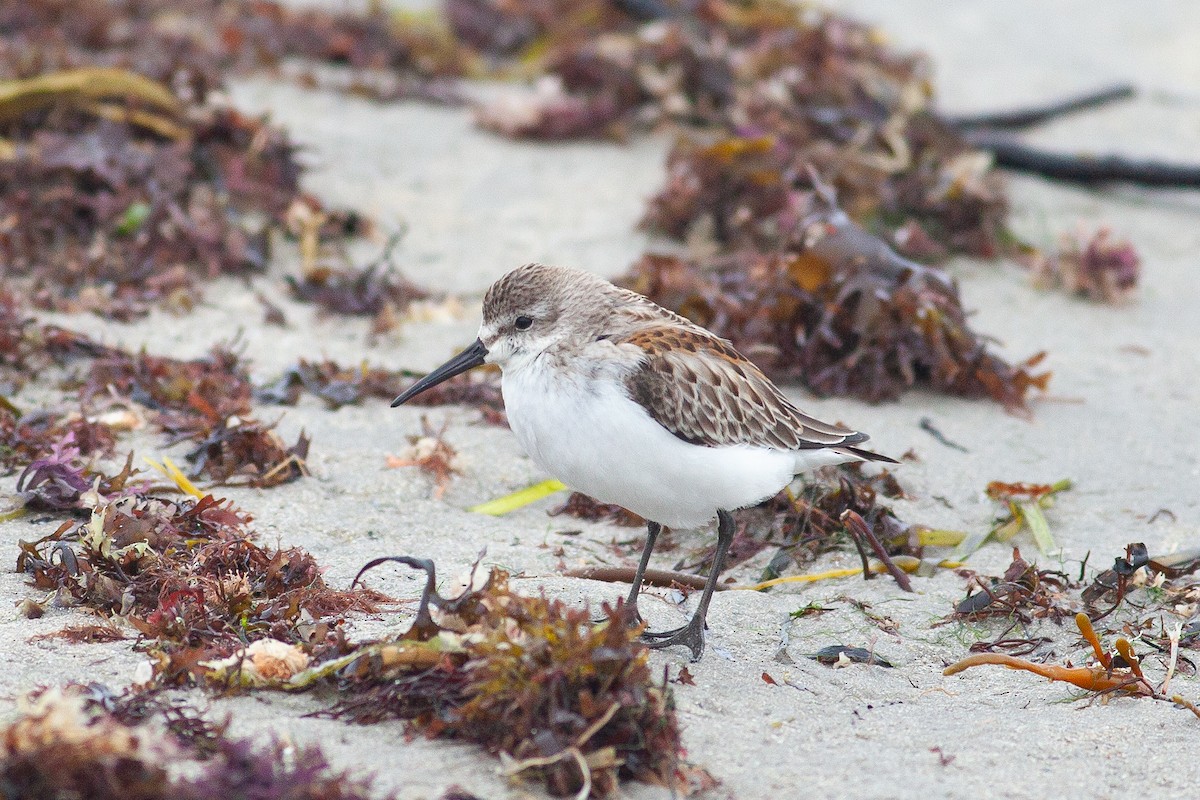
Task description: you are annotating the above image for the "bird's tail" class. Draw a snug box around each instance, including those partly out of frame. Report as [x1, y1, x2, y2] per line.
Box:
[840, 445, 900, 464]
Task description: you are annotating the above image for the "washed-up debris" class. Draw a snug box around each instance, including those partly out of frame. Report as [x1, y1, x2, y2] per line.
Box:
[945, 611, 1200, 719]
[622, 194, 1050, 409]
[552, 492, 645, 527]
[918, 417, 969, 452]
[28, 620, 128, 644]
[951, 479, 1072, 560]
[394, 368, 508, 426]
[183, 557, 711, 798]
[471, 478, 567, 515]
[0, 76, 293, 318]
[460, 1, 1011, 259]
[0, 291, 117, 394]
[185, 417, 310, 488]
[808, 645, 894, 668]
[951, 547, 1076, 624]
[1083, 543, 1200, 636]
[256, 359, 404, 409]
[2, 0, 463, 105]
[1026, 226, 1141, 303]
[79, 343, 311, 487]
[564, 565, 712, 593]
[386, 417, 459, 499]
[1, 407, 118, 476]
[286, 263, 429, 319]
[15, 490, 384, 675]
[257, 358, 507, 424]
[737, 463, 913, 572]
[552, 461, 925, 592]
[15, 435, 141, 512]
[841, 508, 912, 592]
[0, 2, 437, 319]
[0, 684, 386, 800]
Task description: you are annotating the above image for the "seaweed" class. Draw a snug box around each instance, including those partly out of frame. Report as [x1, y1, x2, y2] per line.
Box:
[15, 435, 140, 511]
[621, 193, 1050, 409]
[0, 684, 386, 800]
[0, 2, 436, 319]
[1026, 226, 1141, 303]
[185, 418, 310, 488]
[286, 263, 429, 318]
[298, 558, 709, 798]
[15, 491, 384, 676]
[551, 492, 645, 527]
[951, 547, 1076, 624]
[386, 417, 459, 499]
[464, 1, 1010, 260]
[944, 611, 1200, 718]
[184, 556, 711, 796]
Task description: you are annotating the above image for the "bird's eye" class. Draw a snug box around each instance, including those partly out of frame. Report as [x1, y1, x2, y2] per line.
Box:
[514, 315, 533, 331]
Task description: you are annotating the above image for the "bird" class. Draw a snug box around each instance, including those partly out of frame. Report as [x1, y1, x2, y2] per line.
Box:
[392, 263, 896, 660]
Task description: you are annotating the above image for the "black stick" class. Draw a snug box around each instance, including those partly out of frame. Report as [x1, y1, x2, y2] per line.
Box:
[944, 83, 1135, 131]
[841, 510, 914, 592]
[967, 130, 1200, 187]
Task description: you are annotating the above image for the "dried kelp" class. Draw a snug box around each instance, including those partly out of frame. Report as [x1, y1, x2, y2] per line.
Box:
[185, 557, 710, 796]
[951, 547, 1076, 624]
[81, 344, 310, 486]
[949, 479, 1071, 560]
[15, 435, 140, 511]
[621, 195, 1049, 409]
[1083, 543, 1200, 637]
[0, 97, 289, 318]
[82, 346, 254, 434]
[395, 370, 508, 427]
[671, 462, 914, 581]
[286, 263, 429, 318]
[1, 409, 117, 475]
[0, 684, 386, 800]
[185, 418, 310, 488]
[257, 358, 507, 425]
[0, 291, 117, 393]
[1027, 226, 1141, 303]
[463, 1, 1009, 260]
[552, 492, 645, 527]
[386, 418, 459, 499]
[945, 612, 1200, 718]
[1, 0, 462, 104]
[0, 1, 439, 319]
[283, 559, 706, 798]
[15, 491, 383, 674]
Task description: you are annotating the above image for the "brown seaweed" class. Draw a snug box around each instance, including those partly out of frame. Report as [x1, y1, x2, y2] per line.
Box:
[621, 194, 1050, 409]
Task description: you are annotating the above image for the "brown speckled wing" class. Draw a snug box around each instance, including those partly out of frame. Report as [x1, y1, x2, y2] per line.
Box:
[619, 327, 869, 450]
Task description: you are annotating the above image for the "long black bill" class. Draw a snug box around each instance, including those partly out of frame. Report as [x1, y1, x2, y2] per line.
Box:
[391, 338, 489, 407]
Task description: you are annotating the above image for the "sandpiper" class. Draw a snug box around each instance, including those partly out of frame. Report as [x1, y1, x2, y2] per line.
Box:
[392, 263, 895, 660]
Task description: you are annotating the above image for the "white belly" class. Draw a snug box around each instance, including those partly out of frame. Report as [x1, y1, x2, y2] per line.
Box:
[502, 361, 806, 529]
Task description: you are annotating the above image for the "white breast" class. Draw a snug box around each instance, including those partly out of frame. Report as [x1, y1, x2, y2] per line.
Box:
[501, 357, 808, 529]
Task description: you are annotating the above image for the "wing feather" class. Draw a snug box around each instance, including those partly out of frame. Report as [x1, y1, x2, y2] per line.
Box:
[619, 326, 871, 451]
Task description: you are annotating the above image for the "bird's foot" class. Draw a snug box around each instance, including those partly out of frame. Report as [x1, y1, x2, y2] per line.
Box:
[640, 616, 705, 661]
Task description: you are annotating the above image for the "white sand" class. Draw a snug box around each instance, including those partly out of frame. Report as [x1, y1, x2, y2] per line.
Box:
[3, 2, 1200, 798]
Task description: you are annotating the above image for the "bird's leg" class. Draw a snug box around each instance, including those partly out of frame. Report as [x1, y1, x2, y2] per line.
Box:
[642, 509, 734, 661]
[619, 520, 662, 627]
[595, 520, 661, 627]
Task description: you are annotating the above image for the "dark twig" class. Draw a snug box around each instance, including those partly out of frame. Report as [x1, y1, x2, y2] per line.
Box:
[352, 555, 444, 640]
[918, 417, 969, 452]
[944, 84, 1136, 131]
[938, 83, 1200, 188]
[965, 130, 1200, 187]
[841, 510, 913, 592]
[565, 566, 716, 592]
